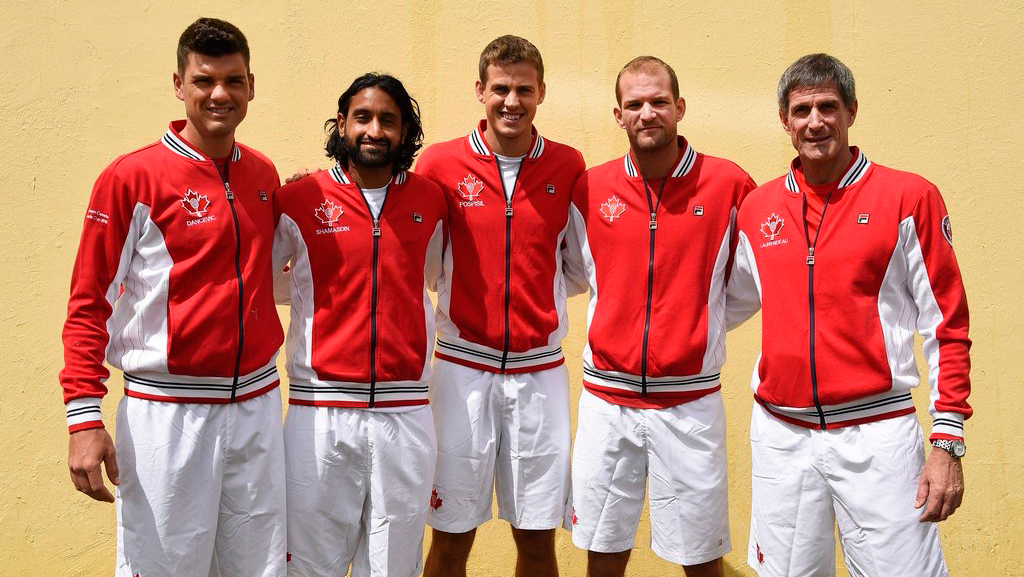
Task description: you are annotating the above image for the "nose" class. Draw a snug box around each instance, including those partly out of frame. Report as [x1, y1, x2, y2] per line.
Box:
[639, 102, 657, 121]
[210, 82, 230, 102]
[503, 91, 520, 110]
[366, 117, 384, 139]
[807, 106, 825, 130]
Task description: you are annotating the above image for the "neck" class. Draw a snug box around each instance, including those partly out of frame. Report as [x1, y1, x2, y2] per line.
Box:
[180, 122, 234, 159]
[801, 148, 854, 186]
[347, 162, 393, 189]
[633, 139, 680, 180]
[485, 125, 532, 157]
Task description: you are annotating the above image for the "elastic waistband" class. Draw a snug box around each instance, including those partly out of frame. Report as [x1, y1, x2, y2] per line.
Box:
[123, 358, 279, 403]
[755, 389, 916, 430]
[288, 377, 429, 407]
[435, 337, 564, 373]
[582, 361, 721, 397]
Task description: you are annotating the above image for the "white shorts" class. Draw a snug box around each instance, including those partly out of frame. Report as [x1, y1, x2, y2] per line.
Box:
[427, 358, 571, 532]
[114, 392, 286, 577]
[284, 404, 437, 577]
[571, 389, 730, 565]
[748, 403, 949, 577]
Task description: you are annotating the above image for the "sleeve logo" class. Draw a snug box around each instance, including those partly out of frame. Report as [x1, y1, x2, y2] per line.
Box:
[941, 215, 952, 246]
[315, 199, 344, 226]
[180, 189, 211, 217]
[760, 213, 785, 240]
[457, 174, 485, 200]
[600, 195, 626, 222]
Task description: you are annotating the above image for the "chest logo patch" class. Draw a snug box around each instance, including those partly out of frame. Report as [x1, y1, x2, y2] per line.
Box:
[693, 205, 704, 217]
[457, 174, 485, 200]
[315, 200, 344, 226]
[858, 213, 869, 224]
[181, 189, 211, 217]
[760, 213, 785, 240]
[600, 195, 626, 222]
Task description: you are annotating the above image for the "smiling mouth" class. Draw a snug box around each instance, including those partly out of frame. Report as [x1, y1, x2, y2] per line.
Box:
[207, 107, 233, 116]
[805, 134, 831, 143]
[500, 111, 524, 123]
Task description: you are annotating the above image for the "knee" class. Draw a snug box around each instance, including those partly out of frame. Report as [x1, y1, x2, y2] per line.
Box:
[681, 557, 723, 577]
[430, 528, 476, 559]
[511, 528, 555, 559]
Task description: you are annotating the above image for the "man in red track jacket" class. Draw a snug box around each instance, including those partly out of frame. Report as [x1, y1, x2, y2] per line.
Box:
[727, 54, 971, 576]
[564, 57, 755, 577]
[417, 36, 586, 577]
[60, 19, 287, 577]
[274, 73, 447, 577]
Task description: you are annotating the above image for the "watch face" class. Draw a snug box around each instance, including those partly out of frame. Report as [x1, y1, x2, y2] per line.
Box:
[951, 441, 966, 458]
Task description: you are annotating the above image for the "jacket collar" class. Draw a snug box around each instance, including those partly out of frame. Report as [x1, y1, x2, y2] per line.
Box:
[466, 119, 545, 160]
[160, 120, 241, 162]
[785, 147, 870, 192]
[328, 163, 407, 187]
[622, 136, 697, 179]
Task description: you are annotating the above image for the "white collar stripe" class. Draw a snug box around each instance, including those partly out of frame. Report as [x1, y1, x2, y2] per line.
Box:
[329, 165, 350, 185]
[839, 152, 870, 188]
[785, 171, 798, 192]
[529, 136, 545, 159]
[624, 155, 637, 178]
[231, 146, 241, 162]
[161, 133, 204, 161]
[469, 129, 489, 156]
[672, 144, 697, 178]
[395, 171, 407, 185]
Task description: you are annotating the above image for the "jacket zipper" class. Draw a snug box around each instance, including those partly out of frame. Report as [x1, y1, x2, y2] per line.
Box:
[495, 158, 523, 374]
[214, 160, 244, 402]
[357, 180, 391, 407]
[640, 176, 667, 396]
[802, 188, 836, 429]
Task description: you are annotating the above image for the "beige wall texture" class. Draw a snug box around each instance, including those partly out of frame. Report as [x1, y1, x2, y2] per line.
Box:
[2, 1, 1021, 575]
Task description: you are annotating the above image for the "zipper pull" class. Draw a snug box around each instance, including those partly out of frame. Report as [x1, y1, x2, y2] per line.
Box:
[225, 182, 235, 201]
[806, 247, 815, 265]
[372, 222, 381, 237]
[649, 212, 657, 230]
[505, 201, 513, 217]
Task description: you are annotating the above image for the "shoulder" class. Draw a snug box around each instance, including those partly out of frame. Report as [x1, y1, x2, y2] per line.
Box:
[416, 137, 468, 170]
[538, 137, 586, 170]
[737, 174, 788, 218]
[866, 161, 937, 195]
[235, 143, 279, 177]
[695, 153, 755, 184]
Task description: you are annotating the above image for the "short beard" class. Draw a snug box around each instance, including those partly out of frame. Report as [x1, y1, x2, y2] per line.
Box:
[341, 135, 396, 169]
[627, 129, 674, 153]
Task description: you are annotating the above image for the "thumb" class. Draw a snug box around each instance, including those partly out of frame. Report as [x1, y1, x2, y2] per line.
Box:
[914, 473, 928, 509]
[104, 444, 120, 486]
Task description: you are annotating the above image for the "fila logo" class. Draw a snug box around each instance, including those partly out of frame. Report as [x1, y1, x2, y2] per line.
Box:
[457, 174, 484, 200]
[857, 213, 869, 224]
[760, 213, 785, 240]
[180, 189, 211, 217]
[693, 205, 704, 217]
[413, 212, 423, 223]
[546, 183, 556, 194]
[600, 195, 626, 222]
[259, 190, 269, 201]
[315, 199, 344, 226]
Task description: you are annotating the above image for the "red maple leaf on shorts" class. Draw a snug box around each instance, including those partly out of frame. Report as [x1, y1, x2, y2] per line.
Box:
[756, 543, 765, 564]
[430, 489, 443, 510]
[571, 508, 578, 525]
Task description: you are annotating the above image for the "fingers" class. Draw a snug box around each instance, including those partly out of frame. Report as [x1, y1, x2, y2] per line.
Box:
[68, 429, 117, 503]
[918, 480, 964, 522]
[104, 445, 120, 486]
[85, 464, 115, 503]
[914, 474, 929, 509]
[285, 167, 319, 183]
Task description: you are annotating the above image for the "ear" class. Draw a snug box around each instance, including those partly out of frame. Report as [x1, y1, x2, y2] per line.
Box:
[173, 70, 185, 102]
[337, 112, 346, 138]
[613, 106, 625, 130]
[538, 81, 546, 105]
[675, 96, 686, 122]
[248, 72, 255, 102]
[848, 99, 858, 127]
[779, 108, 793, 137]
[475, 79, 486, 104]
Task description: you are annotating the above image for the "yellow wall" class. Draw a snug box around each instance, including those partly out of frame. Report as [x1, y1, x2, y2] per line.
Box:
[2, 1, 1021, 575]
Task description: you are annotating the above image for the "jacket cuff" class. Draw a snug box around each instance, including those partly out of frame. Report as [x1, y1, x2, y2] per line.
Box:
[929, 411, 964, 441]
[66, 397, 104, 433]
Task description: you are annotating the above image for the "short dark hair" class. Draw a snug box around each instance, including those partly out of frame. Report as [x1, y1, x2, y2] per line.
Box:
[324, 73, 424, 174]
[177, 17, 251, 73]
[615, 56, 680, 104]
[777, 53, 856, 114]
[479, 35, 544, 84]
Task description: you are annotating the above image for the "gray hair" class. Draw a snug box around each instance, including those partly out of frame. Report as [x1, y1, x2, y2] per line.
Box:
[777, 53, 856, 114]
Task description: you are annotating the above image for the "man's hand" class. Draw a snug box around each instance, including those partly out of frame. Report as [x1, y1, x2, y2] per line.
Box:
[285, 167, 322, 184]
[68, 428, 119, 503]
[914, 446, 964, 522]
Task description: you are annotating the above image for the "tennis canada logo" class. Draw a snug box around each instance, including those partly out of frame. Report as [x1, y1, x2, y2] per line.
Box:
[457, 174, 485, 207]
[942, 215, 953, 246]
[600, 195, 626, 222]
[759, 213, 787, 247]
[182, 189, 215, 226]
[430, 489, 443, 510]
[315, 200, 349, 234]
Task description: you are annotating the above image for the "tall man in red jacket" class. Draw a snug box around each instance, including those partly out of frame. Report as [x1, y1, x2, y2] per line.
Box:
[274, 73, 447, 577]
[564, 56, 755, 577]
[60, 18, 287, 577]
[727, 53, 971, 576]
[417, 36, 586, 577]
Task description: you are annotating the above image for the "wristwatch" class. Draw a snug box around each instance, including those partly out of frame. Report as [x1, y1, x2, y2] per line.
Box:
[931, 439, 966, 459]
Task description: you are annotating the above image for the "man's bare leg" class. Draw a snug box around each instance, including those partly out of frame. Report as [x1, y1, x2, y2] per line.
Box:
[511, 527, 558, 577]
[423, 528, 476, 577]
[587, 550, 631, 577]
[682, 557, 724, 577]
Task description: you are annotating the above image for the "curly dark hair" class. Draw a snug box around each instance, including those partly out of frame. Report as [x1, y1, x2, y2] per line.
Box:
[177, 17, 250, 73]
[325, 73, 424, 174]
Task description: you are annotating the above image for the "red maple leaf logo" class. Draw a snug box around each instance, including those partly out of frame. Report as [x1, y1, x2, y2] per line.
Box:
[571, 508, 578, 525]
[760, 213, 784, 240]
[457, 175, 485, 200]
[180, 189, 211, 217]
[314, 200, 344, 226]
[600, 195, 626, 222]
[756, 543, 765, 564]
[430, 489, 443, 510]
